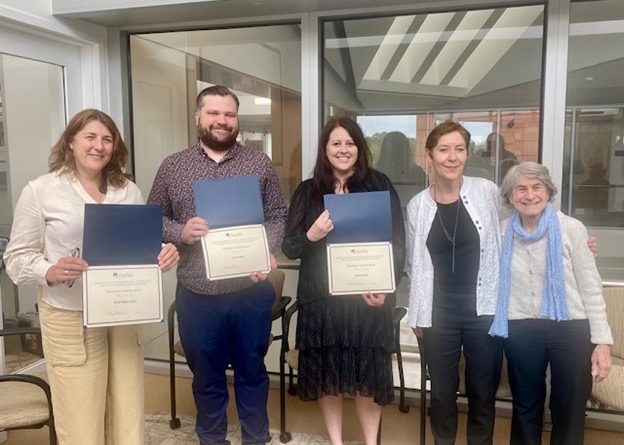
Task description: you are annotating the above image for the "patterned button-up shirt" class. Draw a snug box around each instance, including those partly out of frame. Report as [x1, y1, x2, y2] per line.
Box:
[147, 142, 287, 295]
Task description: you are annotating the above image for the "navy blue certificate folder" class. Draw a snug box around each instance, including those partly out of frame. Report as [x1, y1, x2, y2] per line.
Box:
[323, 191, 392, 244]
[192, 175, 264, 228]
[82, 204, 162, 266]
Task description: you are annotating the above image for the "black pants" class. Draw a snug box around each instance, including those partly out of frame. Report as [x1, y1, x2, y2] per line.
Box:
[505, 319, 593, 445]
[422, 291, 503, 445]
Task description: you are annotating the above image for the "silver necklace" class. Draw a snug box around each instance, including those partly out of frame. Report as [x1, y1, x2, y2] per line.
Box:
[433, 185, 460, 273]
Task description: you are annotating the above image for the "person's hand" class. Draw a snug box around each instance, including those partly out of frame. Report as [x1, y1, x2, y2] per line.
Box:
[45, 256, 88, 286]
[412, 327, 424, 338]
[250, 254, 277, 283]
[591, 344, 612, 382]
[361, 292, 386, 306]
[587, 235, 598, 257]
[180, 217, 209, 245]
[158, 243, 179, 271]
[306, 210, 334, 242]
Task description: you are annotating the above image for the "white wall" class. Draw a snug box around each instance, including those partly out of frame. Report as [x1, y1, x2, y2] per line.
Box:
[3, 56, 66, 313]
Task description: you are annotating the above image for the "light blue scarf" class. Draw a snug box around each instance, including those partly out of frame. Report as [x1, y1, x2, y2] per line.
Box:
[489, 203, 569, 338]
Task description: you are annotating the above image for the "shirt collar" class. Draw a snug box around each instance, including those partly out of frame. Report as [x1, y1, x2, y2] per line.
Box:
[195, 141, 242, 163]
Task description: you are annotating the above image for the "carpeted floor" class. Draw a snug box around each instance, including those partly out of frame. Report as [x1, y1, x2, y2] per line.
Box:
[145, 413, 361, 445]
[5, 373, 624, 444]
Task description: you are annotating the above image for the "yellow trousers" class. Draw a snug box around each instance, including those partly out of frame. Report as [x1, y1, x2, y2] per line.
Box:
[38, 299, 144, 445]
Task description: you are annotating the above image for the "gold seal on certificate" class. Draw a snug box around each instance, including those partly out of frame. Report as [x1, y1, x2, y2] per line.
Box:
[82, 265, 163, 327]
[200, 224, 271, 281]
[327, 241, 396, 295]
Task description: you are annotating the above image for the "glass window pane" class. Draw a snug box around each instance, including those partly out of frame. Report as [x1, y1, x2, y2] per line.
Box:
[129, 25, 302, 364]
[323, 5, 544, 390]
[0, 53, 65, 372]
[130, 25, 302, 201]
[323, 4, 544, 208]
[563, 0, 624, 281]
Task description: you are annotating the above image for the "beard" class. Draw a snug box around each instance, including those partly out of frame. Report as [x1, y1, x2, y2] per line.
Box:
[197, 123, 239, 152]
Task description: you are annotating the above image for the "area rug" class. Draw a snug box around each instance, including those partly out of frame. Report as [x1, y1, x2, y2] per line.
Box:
[145, 413, 363, 444]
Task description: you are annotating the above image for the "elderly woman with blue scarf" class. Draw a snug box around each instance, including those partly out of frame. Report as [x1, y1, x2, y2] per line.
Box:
[489, 162, 612, 445]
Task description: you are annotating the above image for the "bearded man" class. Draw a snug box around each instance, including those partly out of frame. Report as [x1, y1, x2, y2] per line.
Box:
[148, 85, 287, 445]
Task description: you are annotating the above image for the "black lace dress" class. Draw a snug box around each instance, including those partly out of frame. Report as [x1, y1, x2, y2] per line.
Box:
[282, 170, 406, 404]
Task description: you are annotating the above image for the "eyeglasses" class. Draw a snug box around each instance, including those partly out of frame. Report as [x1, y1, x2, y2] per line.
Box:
[64, 247, 80, 288]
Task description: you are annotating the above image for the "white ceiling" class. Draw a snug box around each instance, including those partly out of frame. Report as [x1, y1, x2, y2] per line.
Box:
[58, 0, 624, 112]
[52, 0, 425, 27]
[51, 0, 534, 27]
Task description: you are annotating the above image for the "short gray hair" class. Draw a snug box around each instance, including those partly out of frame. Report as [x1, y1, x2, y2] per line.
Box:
[500, 161, 558, 203]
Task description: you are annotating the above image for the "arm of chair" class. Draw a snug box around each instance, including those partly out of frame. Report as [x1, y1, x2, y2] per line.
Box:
[393, 306, 407, 325]
[0, 333, 54, 429]
[0, 374, 51, 397]
[0, 327, 43, 338]
[282, 300, 299, 345]
[0, 373, 55, 431]
[272, 296, 292, 321]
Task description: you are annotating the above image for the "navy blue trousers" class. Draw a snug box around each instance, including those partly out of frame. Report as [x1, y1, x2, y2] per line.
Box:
[505, 319, 593, 445]
[176, 281, 274, 445]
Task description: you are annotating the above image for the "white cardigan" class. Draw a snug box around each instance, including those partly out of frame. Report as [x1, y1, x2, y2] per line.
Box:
[406, 176, 504, 328]
[506, 212, 613, 345]
[4, 171, 144, 311]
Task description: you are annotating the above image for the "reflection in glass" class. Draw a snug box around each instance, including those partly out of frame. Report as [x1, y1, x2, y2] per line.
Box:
[564, 108, 624, 227]
[0, 53, 65, 372]
[376, 130, 427, 207]
[358, 115, 427, 208]
[563, 0, 624, 228]
[130, 25, 302, 201]
[129, 25, 302, 365]
[322, 5, 545, 390]
[563, 0, 624, 281]
[323, 5, 544, 192]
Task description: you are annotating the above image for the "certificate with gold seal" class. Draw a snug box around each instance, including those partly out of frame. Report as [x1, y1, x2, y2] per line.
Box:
[200, 224, 271, 281]
[327, 242, 395, 295]
[82, 265, 163, 327]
